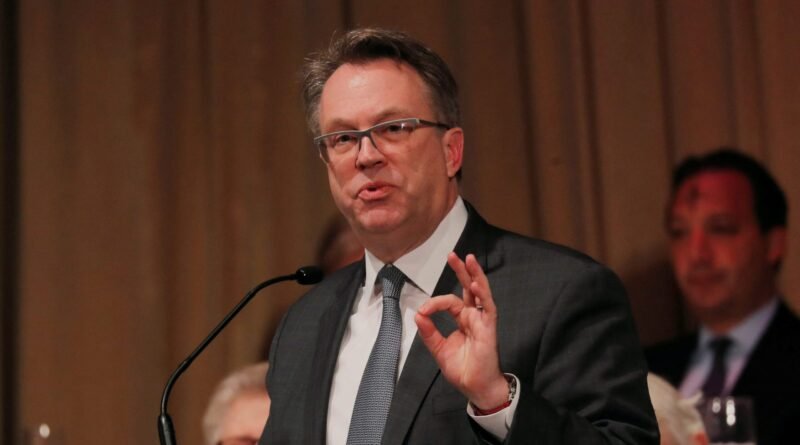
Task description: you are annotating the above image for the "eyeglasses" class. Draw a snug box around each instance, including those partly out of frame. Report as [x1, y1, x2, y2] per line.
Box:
[314, 117, 451, 163]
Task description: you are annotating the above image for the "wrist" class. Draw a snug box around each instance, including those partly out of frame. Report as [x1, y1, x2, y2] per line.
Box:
[470, 374, 516, 415]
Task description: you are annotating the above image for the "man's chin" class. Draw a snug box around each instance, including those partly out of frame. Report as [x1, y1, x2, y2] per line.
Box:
[685, 292, 732, 317]
[353, 210, 403, 234]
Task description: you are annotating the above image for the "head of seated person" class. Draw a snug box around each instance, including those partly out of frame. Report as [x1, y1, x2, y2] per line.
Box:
[203, 361, 270, 445]
[666, 148, 787, 334]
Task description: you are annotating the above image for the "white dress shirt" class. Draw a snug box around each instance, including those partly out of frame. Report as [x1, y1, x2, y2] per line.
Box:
[326, 197, 518, 444]
[678, 298, 778, 398]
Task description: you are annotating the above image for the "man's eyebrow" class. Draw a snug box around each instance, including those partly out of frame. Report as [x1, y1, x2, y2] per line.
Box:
[322, 108, 412, 132]
[322, 118, 358, 132]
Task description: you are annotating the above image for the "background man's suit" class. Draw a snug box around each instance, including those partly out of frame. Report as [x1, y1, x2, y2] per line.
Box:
[646, 302, 800, 445]
[262, 206, 658, 444]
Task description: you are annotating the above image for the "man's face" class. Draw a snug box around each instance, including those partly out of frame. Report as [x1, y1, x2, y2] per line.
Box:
[218, 390, 270, 445]
[317, 59, 462, 258]
[666, 170, 785, 330]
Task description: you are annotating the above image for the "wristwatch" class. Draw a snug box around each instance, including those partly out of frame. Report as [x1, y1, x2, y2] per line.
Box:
[471, 374, 517, 416]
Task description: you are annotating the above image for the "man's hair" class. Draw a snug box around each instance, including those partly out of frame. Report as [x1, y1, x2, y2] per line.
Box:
[202, 361, 269, 445]
[301, 28, 461, 136]
[671, 147, 788, 232]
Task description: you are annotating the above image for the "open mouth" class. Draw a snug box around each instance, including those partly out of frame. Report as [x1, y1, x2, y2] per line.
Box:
[358, 182, 391, 201]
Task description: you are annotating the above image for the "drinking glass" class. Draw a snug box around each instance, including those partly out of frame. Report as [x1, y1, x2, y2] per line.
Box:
[699, 396, 757, 445]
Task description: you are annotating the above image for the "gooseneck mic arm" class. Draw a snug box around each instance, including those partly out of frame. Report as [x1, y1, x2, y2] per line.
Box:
[158, 266, 323, 445]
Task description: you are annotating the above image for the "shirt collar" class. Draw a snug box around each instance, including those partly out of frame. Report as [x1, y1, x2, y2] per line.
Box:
[699, 297, 779, 355]
[363, 197, 468, 295]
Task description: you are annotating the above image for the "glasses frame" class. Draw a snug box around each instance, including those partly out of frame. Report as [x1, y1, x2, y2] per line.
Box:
[313, 117, 451, 163]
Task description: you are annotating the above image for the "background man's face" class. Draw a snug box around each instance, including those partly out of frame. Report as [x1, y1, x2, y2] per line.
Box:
[317, 59, 461, 250]
[667, 170, 783, 329]
[218, 390, 270, 445]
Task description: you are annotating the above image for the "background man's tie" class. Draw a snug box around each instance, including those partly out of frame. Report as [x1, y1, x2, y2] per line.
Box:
[346, 264, 406, 445]
[701, 337, 733, 397]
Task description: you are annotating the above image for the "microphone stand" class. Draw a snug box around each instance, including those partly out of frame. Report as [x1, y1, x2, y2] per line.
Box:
[158, 267, 322, 445]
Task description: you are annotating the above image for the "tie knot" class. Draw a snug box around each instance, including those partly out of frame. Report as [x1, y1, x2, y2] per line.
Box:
[377, 264, 405, 300]
[709, 337, 732, 357]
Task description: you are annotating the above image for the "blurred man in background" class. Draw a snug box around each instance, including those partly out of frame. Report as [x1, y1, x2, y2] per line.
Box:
[316, 213, 365, 275]
[646, 148, 800, 445]
[203, 362, 270, 445]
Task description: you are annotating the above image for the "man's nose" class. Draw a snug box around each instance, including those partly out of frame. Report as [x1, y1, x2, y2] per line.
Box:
[355, 133, 384, 169]
[687, 230, 712, 263]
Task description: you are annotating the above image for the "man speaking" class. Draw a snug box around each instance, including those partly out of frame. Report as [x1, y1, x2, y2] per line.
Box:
[260, 28, 657, 444]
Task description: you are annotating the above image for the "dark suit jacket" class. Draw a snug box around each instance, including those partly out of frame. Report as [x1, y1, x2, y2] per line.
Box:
[645, 301, 800, 445]
[261, 206, 658, 444]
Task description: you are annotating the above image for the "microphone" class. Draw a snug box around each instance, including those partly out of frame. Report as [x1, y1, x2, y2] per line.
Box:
[157, 266, 323, 445]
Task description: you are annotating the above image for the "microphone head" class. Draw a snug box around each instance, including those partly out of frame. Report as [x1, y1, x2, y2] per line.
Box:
[295, 266, 324, 285]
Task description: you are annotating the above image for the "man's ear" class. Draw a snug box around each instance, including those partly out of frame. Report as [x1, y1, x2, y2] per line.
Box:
[766, 226, 787, 269]
[442, 127, 464, 179]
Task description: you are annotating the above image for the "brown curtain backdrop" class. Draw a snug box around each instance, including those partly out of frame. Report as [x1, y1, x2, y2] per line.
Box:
[9, 1, 799, 444]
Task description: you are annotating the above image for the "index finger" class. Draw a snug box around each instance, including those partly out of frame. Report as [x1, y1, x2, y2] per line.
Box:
[464, 254, 496, 313]
[447, 252, 475, 307]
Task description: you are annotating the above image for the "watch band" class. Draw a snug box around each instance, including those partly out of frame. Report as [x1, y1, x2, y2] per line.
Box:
[471, 374, 517, 416]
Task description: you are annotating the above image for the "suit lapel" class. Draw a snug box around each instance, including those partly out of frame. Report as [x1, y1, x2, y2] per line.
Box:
[306, 264, 365, 444]
[666, 335, 697, 386]
[732, 302, 788, 395]
[382, 205, 492, 445]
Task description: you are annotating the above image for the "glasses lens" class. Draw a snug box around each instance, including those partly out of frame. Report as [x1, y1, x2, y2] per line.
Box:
[315, 132, 355, 163]
[373, 119, 417, 144]
[331, 133, 360, 151]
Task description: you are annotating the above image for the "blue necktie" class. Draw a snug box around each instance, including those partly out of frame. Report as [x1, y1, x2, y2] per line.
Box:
[346, 264, 405, 445]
